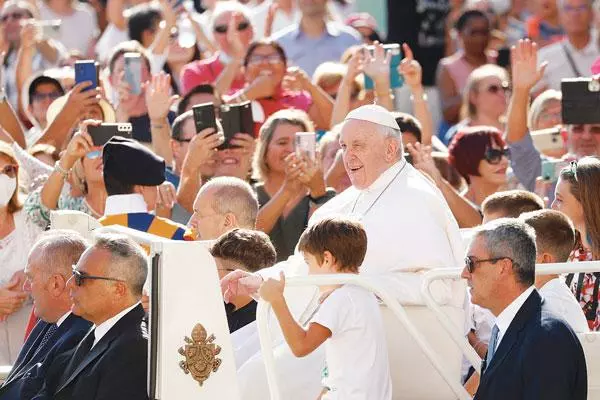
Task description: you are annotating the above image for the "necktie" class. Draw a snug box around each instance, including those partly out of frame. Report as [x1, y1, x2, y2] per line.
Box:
[64, 329, 95, 377]
[486, 324, 500, 368]
[31, 323, 57, 358]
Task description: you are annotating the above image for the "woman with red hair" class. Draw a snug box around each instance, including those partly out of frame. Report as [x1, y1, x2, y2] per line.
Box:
[448, 126, 510, 206]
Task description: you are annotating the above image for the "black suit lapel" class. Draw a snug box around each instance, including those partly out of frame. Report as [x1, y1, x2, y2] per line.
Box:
[481, 290, 542, 382]
[56, 304, 145, 394]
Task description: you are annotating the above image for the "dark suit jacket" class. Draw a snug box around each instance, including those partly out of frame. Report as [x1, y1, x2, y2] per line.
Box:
[33, 304, 149, 400]
[0, 313, 91, 399]
[475, 290, 587, 400]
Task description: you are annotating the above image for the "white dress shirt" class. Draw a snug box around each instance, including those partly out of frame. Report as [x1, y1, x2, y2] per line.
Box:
[92, 302, 140, 348]
[539, 277, 589, 333]
[104, 194, 148, 216]
[56, 311, 71, 328]
[537, 31, 600, 91]
[493, 286, 535, 352]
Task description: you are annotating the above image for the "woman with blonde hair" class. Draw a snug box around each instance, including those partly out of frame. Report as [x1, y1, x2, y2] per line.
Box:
[0, 142, 41, 364]
[254, 109, 335, 261]
[444, 64, 510, 145]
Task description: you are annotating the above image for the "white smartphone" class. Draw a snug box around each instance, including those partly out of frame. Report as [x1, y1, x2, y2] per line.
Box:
[531, 127, 565, 154]
[35, 20, 61, 41]
[124, 52, 142, 96]
[295, 131, 316, 162]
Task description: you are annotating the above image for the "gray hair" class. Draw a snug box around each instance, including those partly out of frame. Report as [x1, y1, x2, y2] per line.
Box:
[199, 177, 259, 229]
[474, 219, 537, 286]
[93, 233, 148, 297]
[377, 125, 404, 158]
[30, 230, 89, 279]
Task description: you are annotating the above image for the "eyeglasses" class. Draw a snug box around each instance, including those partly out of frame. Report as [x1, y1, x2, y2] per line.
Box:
[214, 21, 250, 34]
[70, 266, 126, 286]
[247, 54, 283, 66]
[483, 82, 510, 95]
[32, 92, 62, 102]
[483, 147, 510, 165]
[0, 12, 26, 22]
[464, 256, 513, 274]
[86, 150, 102, 159]
[1, 164, 18, 178]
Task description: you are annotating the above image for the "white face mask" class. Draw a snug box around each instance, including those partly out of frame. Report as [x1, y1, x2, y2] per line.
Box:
[0, 174, 16, 207]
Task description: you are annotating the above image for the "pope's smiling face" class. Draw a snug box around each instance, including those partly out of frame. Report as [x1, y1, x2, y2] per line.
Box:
[339, 119, 401, 190]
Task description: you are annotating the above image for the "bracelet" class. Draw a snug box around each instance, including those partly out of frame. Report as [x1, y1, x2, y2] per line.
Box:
[54, 161, 70, 180]
[410, 92, 428, 102]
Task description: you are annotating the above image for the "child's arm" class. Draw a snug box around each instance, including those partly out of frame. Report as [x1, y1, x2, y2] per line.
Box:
[259, 272, 332, 357]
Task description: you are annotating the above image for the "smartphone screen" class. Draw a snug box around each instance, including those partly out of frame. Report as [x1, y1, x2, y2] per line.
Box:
[88, 123, 133, 146]
[74, 60, 98, 91]
[124, 53, 142, 96]
[295, 132, 316, 162]
[364, 43, 403, 90]
[192, 103, 218, 134]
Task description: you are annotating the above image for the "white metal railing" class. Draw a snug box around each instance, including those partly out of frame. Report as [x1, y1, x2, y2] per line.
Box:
[256, 274, 472, 400]
[421, 260, 600, 375]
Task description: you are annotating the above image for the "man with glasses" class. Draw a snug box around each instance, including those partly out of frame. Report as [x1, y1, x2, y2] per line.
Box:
[462, 219, 587, 400]
[100, 136, 187, 240]
[33, 233, 148, 399]
[0, 230, 92, 399]
[23, 74, 65, 147]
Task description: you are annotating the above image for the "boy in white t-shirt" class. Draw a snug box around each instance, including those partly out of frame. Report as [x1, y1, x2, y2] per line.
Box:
[259, 217, 392, 400]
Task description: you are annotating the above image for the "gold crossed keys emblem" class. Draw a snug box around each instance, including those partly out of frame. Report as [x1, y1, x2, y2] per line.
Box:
[178, 323, 222, 386]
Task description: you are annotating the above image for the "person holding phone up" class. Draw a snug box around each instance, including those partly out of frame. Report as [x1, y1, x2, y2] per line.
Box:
[253, 109, 335, 261]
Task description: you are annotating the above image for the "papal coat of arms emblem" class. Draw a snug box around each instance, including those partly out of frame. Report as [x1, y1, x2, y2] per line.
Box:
[178, 323, 222, 386]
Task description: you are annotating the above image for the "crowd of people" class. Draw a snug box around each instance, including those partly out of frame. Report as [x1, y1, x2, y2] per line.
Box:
[0, 0, 599, 398]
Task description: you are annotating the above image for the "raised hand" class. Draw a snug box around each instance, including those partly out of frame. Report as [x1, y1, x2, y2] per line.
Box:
[398, 43, 422, 90]
[20, 19, 38, 49]
[283, 67, 311, 93]
[405, 142, 443, 186]
[157, 180, 177, 210]
[0, 275, 29, 319]
[182, 127, 223, 172]
[227, 12, 247, 61]
[511, 39, 547, 91]
[221, 269, 264, 303]
[144, 72, 179, 121]
[362, 42, 391, 83]
[62, 119, 100, 168]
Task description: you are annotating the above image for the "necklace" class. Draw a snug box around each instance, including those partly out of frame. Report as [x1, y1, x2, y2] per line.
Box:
[83, 198, 102, 219]
[350, 160, 407, 218]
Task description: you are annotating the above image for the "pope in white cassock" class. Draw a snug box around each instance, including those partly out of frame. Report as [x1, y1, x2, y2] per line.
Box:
[221, 105, 466, 399]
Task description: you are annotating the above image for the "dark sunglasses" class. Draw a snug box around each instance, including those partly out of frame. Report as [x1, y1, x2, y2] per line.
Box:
[464, 256, 512, 274]
[1, 12, 26, 22]
[484, 82, 510, 94]
[1, 164, 18, 178]
[483, 147, 510, 165]
[32, 92, 62, 102]
[70, 266, 126, 287]
[214, 21, 250, 34]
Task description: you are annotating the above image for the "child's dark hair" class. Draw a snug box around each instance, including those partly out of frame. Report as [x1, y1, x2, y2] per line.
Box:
[298, 218, 367, 273]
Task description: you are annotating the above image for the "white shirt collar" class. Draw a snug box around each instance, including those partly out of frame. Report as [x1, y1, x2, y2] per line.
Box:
[92, 302, 141, 348]
[104, 194, 148, 216]
[56, 311, 71, 328]
[494, 286, 535, 348]
[362, 159, 406, 194]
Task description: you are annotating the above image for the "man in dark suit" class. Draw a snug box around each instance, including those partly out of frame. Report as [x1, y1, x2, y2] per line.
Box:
[33, 232, 149, 400]
[0, 230, 92, 399]
[462, 219, 587, 400]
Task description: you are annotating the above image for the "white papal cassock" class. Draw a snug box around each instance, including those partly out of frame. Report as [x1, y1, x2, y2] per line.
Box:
[234, 158, 467, 399]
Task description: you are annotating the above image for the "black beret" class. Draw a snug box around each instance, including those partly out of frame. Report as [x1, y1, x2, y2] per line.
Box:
[103, 137, 165, 186]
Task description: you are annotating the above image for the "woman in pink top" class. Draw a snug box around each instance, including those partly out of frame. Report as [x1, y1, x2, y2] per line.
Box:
[227, 40, 334, 134]
[437, 9, 496, 127]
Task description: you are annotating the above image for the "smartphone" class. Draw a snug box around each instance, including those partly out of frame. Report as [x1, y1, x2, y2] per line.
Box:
[541, 159, 569, 182]
[124, 53, 142, 96]
[531, 127, 565, 154]
[363, 43, 403, 90]
[88, 123, 133, 146]
[219, 101, 253, 150]
[496, 47, 510, 69]
[74, 60, 98, 91]
[562, 77, 600, 124]
[295, 132, 316, 162]
[192, 102, 218, 134]
[35, 20, 61, 41]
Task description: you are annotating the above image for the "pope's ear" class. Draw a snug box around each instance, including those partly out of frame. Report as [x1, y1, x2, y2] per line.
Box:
[384, 137, 400, 162]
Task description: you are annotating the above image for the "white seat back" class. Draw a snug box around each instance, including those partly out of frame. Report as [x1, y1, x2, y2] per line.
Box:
[381, 304, 464, 400]
[578, 332, 600, 399]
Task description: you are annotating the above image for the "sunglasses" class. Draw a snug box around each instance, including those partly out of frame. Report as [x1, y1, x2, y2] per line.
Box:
[483, 82, 510, 94]
[86, 150, 102, 159]
[0, 12, 26, 22]
[32, 92, 62, 102]
[247, 54, 283, 66]
[70, 266, 126, 287]
[1, 164, 18, 178]
[464, 256, 512, 274]
[483, 147, 510, 165]
[214, 21, 250, 34]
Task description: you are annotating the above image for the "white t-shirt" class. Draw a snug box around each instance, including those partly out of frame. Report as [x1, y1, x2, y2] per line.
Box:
[539, 277, 589, 333]
[39, 2, 99, 55]
[312, 284, 392, 400]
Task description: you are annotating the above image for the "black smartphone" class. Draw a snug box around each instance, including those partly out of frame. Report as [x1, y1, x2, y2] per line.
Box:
[562, 78, 600, 124]
[74, 60, 98, 91]
[88, 123, 133, 146]
[496, 47, 510, 69]
[192, 102, 218, 134]
[219, 101, 253, 150]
